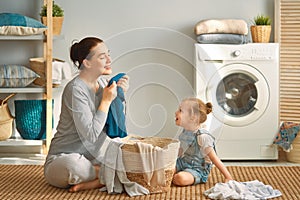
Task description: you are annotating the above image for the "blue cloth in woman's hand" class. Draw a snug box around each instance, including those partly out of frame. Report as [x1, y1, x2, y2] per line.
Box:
[105, 73, 127, 138]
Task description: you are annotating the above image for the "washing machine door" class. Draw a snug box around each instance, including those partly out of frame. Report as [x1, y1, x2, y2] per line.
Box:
[206, 63, 269, 127]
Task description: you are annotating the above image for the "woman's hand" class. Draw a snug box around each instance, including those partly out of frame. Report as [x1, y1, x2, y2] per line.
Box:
[103, 81, 117, 102]
[98, 81, 117, 113]
[117, 75, 129, 92]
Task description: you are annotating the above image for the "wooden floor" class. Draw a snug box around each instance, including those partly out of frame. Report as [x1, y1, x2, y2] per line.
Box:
[1, 165, 299, 200]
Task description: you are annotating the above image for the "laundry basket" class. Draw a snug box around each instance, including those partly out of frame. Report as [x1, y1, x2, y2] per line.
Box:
[14, 99, 53, 140]
[0, 94, 15, 141]
[121, 136, 180, 193]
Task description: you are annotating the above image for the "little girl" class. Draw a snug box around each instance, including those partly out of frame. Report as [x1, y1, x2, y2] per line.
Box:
[173, 97, 233, 186]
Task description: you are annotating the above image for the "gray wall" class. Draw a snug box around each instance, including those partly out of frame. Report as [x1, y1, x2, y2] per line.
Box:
[0, 0, 275, 138]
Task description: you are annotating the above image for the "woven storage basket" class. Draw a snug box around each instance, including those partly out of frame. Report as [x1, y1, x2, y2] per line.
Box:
[286, 133, 300, 163]
[0, 118, 14, 141]
[14, 99, 53, 140]
[250, 25, 271, 43]
[29, 57, 64, 87]
[121, 136, 179, 194]
[29, 57, 46, 86]
[42, 17, 64, 36]
[0, 94, 15, 141]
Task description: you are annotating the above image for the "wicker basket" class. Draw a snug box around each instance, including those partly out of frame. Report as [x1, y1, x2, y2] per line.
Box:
[121, 136, 179, 193]
[0, 94, 15, 141]
[14, 99, 53, 140]
[250, 25, 271, 43]
[286, 133, 300, 163]
[0, 118, 14, 141]
[41, 17, 64, 35]
[29, 57, 46, 86]
[29, 57, 63, 87]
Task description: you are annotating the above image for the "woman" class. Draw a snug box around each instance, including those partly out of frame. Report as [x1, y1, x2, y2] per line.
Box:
[44, 37, 129, 192]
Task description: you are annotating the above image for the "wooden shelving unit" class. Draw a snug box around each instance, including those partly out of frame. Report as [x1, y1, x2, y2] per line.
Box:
[0, 0, 54, 155]
[44, 0, 53, 151]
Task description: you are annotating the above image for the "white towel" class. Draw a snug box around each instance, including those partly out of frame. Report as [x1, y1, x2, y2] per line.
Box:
[194, 19, 248, 35]
[52, 60, 73, 85]
[204, 180, 282, 199]
[136, 142, 166, 187]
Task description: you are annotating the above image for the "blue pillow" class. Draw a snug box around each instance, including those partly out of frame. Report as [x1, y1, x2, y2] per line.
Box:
[0, 13, 47, 35]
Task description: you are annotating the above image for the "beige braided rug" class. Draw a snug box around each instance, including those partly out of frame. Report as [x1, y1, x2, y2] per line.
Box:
[0, 165, 299, 199]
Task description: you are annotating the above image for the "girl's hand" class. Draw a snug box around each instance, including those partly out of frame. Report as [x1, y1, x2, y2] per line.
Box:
[117, 75, 129, 92]
[224, 178, 233, 183]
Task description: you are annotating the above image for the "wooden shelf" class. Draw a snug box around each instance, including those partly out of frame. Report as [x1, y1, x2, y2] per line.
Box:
[0, 139, 43, 155]
[0, 87, 46, 93]
[0, 35, 64, 41]
[0, 0, 54, 153]
[0, 139, 43, 147]
[0, 85, 63, 94]
[0, 35, 44, 40]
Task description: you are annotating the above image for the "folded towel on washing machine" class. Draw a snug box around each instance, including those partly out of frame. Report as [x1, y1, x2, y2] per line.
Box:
[196, 33, 248, 44]
[204, 180, 282, 199]
[194, 19, 248, 35]
[273, 121, 300, 151]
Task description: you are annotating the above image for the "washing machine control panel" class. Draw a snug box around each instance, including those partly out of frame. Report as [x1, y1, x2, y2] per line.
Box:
[232, 46, 276, 60]
[249, 47, 276, 60]
[196, 43, 278, 61]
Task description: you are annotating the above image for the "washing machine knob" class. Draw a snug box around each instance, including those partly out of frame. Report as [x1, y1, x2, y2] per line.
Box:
[233, 50, 241, 57]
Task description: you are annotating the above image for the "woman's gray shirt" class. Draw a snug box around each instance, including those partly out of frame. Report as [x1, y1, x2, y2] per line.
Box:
[45, 75, 108, 165]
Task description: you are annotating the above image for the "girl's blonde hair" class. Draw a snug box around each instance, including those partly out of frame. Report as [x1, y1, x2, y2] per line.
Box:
[183, 97, 212, 124]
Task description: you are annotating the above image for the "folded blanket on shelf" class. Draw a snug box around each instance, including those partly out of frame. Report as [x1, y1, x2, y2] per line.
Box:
[196, 33, 248, 44]
[194, 19, 248, 35]
[204, 180, 282, 200]
[52, 60, 72, 85]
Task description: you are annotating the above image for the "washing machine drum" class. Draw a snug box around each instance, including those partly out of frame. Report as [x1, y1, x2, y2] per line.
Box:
[207, 63, 269, 127]
[217, 73, 258, 117]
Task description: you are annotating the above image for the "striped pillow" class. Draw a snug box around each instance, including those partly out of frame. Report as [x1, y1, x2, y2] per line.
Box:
[0, 65, 40, 87]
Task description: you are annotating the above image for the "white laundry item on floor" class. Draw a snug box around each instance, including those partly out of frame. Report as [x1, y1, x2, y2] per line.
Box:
[99, 138, 149, 197]
[136, 142, 166, 187]
[204, 180, 282, 200]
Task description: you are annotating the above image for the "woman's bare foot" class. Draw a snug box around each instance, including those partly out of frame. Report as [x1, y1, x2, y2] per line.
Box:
[69, 178, 104, 192]
[69, 165, 103, 192]
[94, 165, 100, 176]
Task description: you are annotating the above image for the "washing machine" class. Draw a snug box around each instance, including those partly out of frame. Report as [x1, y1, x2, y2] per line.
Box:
[195, 43, 279, 160]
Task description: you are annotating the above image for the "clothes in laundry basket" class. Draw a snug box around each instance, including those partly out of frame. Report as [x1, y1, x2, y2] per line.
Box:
[99, 138, 149, 196]
[273, 121, 300, 151]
